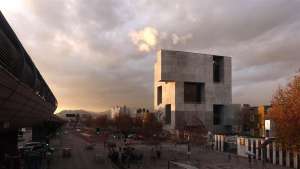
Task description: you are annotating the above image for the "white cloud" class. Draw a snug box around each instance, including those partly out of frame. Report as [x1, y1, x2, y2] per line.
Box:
[129, 26, 159, 52]
[171, 33, 193, 45]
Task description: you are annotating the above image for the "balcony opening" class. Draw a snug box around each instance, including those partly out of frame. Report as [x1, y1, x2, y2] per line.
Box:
[213, 104, 224, 125]
[165, 104, 171, 124]
[157, 86, 162, 105]
[213, 55, 224, 83]
[184, 82, 205, 104]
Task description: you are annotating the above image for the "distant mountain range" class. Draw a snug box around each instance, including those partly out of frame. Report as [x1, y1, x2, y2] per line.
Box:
[56, 109, 110, 119]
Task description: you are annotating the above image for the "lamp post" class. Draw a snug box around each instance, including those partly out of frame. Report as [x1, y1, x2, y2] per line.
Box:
[187, 134, 191, 160]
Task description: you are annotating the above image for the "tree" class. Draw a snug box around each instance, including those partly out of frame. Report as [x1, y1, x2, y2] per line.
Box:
[182, 115, 207, 145]
[142, 112, 162, 138]
[94, 115, 109, 128]
[133, 115, 143, 129]
[83, 115, 93, 127]
[114, 113, 133, 135]
[269, 73, 300, 149]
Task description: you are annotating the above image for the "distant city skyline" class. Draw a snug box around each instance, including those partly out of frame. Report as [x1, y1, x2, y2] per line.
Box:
[1, 0, 300, 112]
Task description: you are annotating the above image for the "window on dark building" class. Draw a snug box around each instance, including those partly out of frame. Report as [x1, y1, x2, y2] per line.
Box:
[184, 82, 205, 103]
[157, 86, 162, 105]
[213, 55, 224, 83]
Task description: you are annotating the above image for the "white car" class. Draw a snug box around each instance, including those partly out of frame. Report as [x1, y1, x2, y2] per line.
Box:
[19, 142, 42, 156]
[24, 142, 41, 149]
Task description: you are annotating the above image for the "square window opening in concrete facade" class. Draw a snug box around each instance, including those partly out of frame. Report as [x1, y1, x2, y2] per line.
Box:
[165, 104, 171, 124]
[213, 55, 224, 83]
[157, 86, 162, 105]
[213, 104, 224, 125]
[184, 82, 205, 104]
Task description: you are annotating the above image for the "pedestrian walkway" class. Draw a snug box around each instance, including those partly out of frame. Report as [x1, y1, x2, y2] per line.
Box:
[47, 132, 290, 169]
[135, 143, 290, 169]
[196, 151, 290, 169]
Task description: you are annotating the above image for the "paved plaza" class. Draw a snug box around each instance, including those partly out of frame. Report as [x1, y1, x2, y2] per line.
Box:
[48, 130, 290, 169]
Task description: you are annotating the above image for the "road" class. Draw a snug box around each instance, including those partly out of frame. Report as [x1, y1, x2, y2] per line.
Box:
[49, 131, 112, 169]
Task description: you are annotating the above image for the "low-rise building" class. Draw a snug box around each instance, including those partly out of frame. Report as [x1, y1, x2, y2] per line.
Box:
[232, 104, 275, 137]
[258, 105, 275, 137]
[237, 105, 260, 137]
[110, 105, 131, 119]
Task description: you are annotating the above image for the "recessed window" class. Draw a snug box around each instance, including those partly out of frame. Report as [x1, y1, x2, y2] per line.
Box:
[213, 55, 224, 83]
[250, 113, 255, 122]
[157, 86, 162, 105]
[165, 104, 171, 124]
[213, 105, 224, 125]
[184, 82, 205, 103]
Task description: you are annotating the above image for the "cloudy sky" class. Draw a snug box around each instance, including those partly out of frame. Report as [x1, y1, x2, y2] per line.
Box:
[1, 0, 300, 112]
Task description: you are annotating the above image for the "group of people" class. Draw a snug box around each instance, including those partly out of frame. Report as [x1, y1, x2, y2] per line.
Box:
[150, 145, 162, 160]
[108, 144, 143, 168]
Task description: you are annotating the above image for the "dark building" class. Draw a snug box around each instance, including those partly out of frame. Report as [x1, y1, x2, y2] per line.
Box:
[0, 11, 58, 165]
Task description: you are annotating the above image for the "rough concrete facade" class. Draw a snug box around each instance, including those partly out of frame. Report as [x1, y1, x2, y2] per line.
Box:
[154, 49, 232, 132]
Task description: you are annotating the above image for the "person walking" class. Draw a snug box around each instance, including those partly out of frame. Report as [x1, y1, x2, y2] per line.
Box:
[187, 142, 191, 160]
[156, 147, 161, 159]
[227, 153, 231, 162]
[150, 147, 156, 162]
[248, 154, 252, 169]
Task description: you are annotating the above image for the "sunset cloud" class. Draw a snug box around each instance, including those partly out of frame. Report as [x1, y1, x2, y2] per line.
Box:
[1, 0, 300, 112]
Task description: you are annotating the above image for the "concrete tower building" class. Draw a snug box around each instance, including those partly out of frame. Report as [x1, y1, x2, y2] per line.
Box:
[154, 49, 232, 132]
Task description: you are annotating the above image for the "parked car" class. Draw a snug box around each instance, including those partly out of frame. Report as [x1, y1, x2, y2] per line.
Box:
[127, 134, 136, 139]
[85, 143, 95, 150]
[20, 142, 40, 150]
[136, 134, 145, 140]
[125, 139, 137, 145]
[19, 142, 40, 156]
[19, 142, 54, 157]
[62, 147, 72, 157]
